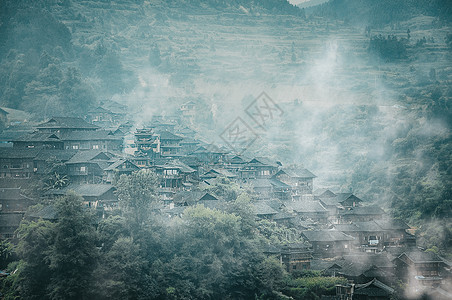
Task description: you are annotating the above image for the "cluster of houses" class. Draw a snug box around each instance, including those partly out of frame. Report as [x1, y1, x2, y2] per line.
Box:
[0, 101, 450, 300]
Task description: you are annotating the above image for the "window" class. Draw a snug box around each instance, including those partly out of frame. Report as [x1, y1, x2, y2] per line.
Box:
[80, 166, 86, 172]
[292, 265, 297, 270]
[72, 145, 79, 149]
[92, 145, 99, 149]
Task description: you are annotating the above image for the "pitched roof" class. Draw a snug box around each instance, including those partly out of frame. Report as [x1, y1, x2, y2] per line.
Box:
[354, 278, 394, 296]
[104, 159, 140, 171]
[341, 205, 385, 216]
[12, 132, 62, 143]
[400, 250, 443, 263]
[46, 184, 115, 197]
[0, 148, 40, 159]
[66, 150, 115, 164]
[201, 168, 237, 178]
[253, 202, 278, 216]
[61, 130, 122, 141]
[276, 168, 316, 178]
[28, 205, 58, 220]
[248, 157, 279, 167]
[353, 221, 384, 232]
[158, 131, 183, 140]
[302, 230, 355, 242]
[288, 201, 327, 213]
[156, 160, 196, 173]
[314, 189, 336, 197]
[375, 218, 410, 230]
[246, 178, 291, 189]
[199, 192, 218, 201]
[36, 117, 99, 130]
[34, 150, 78, 161]
[335, 193, 363, 204]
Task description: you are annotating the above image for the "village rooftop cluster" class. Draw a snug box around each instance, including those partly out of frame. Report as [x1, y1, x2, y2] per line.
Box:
[0, 101, 450, 299]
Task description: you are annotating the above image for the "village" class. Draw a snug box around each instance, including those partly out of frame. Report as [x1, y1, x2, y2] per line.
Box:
[0, 100, 450, 300]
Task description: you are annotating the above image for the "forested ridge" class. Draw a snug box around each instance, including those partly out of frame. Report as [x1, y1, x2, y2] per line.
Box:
[0, 0, 451, 298]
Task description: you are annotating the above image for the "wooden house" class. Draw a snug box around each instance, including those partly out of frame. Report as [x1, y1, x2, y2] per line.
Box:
[65, 151, 116, 184]
[154, 160, 196, 189]
[338, 205, 385, 223]
[103, 159, 140, 183]
[272, 167, 316, 198]
[288, 200, 328, 223]
[331, 221, 385, 252]
[35, 117, 99, 134]
[0, 148, 39, 181]
[393, 250, 444, 288]
[239, 157, 280, 179]
[158, 131, 183, 157]
[45, 184, 118, 217]
[301, 230, 355, 257]
[0, 188, 33, 213]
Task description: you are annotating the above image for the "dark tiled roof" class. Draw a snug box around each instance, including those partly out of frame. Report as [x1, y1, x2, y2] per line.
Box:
[61, 130, 122, 141]
[269, 178, 291, 189]
[12, 131, 63, 143]
[28, 205, 58, 220]
[341, 206, 385, 216]
[353, 221, 384, 232]
[401, 250, 443, 263]
[277, 168, 316, 178]
[354, 278, 394, 296]
[335, 193, 363, 204]
[375, 218, 410, 230]
[253, 202, 278, 215]
[202, 168, 237, 178]
[46, 184, 115, 197]
[34, 150, 78, 161]
[248, 157, 279, 167]
[104, 159, 139, 171]
[313, 188, 336, 197]
[66, 150, 115, 164]
[88, 106, 112, 114]
[199, 193, 218, 201]
[0, 148, 40, 159]
[36, 117, 99, 130]
[302, 230, 355, 242]
[289, 201, 327, 213]
[158, 131, 183, 140]
[156, 160, 196, 173]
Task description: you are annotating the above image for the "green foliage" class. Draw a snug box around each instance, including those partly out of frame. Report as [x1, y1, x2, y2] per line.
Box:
[115, 169, 160, 231]
[0, 240, 15, 269]
[15, 219, 55, 300]
[201, 176, 243, 201]
[283, 274, 347, 300]
[93, 237, 148, 300]
[369, 35, 407, 61]
[47, 193, 98, 300]
[256, 219, 304, 245]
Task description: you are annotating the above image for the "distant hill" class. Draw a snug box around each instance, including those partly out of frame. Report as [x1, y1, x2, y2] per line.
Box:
[311, 0, 452, 26]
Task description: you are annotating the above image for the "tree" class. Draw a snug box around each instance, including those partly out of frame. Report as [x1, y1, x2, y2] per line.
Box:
[47, 193, 98, 300]
[14, 219, 55, 300]
[92, 237, 147, 300]
[115, 169, 160, 232]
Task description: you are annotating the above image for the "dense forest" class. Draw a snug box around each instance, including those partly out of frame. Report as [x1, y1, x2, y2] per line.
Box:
[0, 0, 451, 298]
